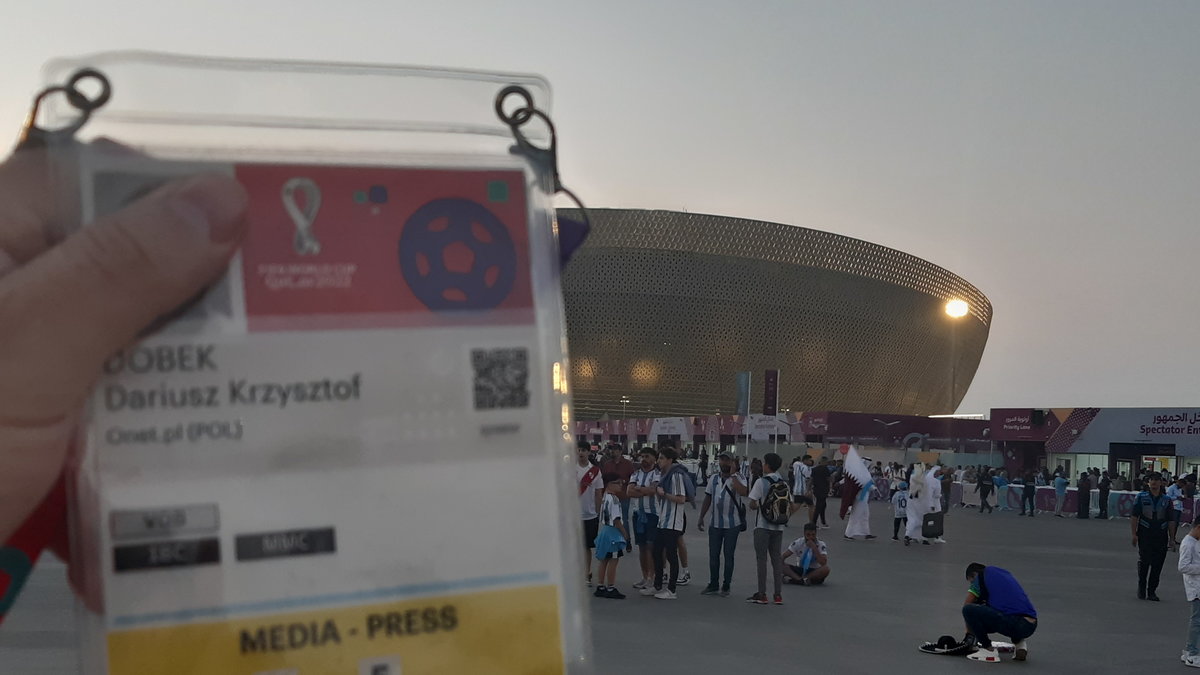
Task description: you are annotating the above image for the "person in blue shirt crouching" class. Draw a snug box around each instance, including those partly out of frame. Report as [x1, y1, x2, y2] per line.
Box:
[962, 562, 1038, 663]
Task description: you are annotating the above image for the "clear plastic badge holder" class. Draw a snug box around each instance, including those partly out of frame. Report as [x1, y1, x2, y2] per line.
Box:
[35, 52, 590, 675]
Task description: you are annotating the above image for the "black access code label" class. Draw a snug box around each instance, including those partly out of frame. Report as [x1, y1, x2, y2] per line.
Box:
[113, 538, 221, 573]
[235, 527, 337, 562]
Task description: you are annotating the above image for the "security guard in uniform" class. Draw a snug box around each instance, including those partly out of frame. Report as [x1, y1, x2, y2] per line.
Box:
[1130, 472, 1177, 601]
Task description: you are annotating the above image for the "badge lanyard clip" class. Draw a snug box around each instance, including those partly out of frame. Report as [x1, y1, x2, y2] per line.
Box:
[16, 68, 112, 151]
[495, 85, 589, 230]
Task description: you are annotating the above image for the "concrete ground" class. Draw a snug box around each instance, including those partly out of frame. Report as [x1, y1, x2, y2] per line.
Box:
[0, 503, 1188, 673]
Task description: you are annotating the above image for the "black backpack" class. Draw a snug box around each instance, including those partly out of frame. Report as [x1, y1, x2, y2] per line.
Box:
[761, 477, 792, 525]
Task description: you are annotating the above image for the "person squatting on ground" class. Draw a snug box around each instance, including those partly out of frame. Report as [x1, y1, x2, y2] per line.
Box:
[1132, 471, 1177, 601]
[782, 523, 830, 586]
[698, 451, 748, 596]
[962, 562, 1037, 663]
[891, 481, 909, 540]
[1178, 517, 1200, 667]
[746, 452, 795, 605]
[593, 473, 630, 599]
[628, 448, 660, 591]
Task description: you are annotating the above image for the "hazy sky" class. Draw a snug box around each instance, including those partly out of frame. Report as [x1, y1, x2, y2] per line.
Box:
[4, 1, 1199, 414]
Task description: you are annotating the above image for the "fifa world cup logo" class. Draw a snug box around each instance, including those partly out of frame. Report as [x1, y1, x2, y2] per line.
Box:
[283, 178, 322, 255]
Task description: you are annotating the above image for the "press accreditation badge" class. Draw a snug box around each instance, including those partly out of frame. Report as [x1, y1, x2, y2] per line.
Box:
[76, 154, 570, 674]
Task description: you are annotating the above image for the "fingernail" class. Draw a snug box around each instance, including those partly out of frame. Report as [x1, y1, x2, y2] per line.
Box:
[169, 174, 248, 244]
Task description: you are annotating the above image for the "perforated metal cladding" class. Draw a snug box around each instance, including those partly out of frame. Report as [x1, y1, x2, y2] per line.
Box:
[558, 209, 991, 419]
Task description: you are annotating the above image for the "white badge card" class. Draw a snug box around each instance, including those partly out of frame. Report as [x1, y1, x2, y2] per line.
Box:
[74, 150, 577, 675]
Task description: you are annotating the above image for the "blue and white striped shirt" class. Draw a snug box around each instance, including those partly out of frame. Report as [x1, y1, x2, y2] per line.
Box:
[706, 474, 743, 529]
[657, 471, 688, 532]
[631, 467, 661, 517]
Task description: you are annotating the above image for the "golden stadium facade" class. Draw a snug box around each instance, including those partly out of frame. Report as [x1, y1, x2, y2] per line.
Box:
[559, 209, 991, 419]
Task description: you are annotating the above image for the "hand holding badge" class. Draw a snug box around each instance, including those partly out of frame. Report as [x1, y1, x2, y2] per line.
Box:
[1, 54, 592, 675]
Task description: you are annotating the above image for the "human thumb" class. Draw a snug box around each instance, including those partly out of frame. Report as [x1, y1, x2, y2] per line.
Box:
[0, 173, 248, 418]
[0, 174, 247, 536]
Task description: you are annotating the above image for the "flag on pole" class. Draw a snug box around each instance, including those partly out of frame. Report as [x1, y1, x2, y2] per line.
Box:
[762, 369, 779, 416]
[735, 371, 751, 417]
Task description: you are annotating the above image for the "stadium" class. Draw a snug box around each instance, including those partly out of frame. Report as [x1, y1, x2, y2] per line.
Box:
[559, 209, 991, 419]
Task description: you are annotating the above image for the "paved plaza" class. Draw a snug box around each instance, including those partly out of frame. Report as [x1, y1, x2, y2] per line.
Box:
[0, 503, 1188, 673]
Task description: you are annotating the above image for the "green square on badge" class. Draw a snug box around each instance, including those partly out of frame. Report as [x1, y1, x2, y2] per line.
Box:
[487, 181, 509, 202]
[353, 190, 368, 204]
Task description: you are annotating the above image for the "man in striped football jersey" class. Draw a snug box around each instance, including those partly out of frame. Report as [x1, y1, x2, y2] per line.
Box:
[627, 448, 661, 591]
[698, 451, 748, 596]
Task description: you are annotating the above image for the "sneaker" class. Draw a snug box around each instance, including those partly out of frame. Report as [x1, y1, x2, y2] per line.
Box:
[632, 578, 647, 590]
[1183, 650, 1192, 663]
[677, 571, 691, 586]
[605, 587, 626, 600]
[1014, 639, 1028, 662]
[700, 585, 720, 595]
[922, 540, 931, 545]
[1186, 655, 1200, 669]
[1147, 592, 1161, 601]
[773, 594, 783, 605]
[639, 587, 657, 597]
[934, 537, 946, 544]
[746, 592, 768, 604]
[654, 589, 677, 600]
[586, 574, 593, 588]
[864, 535, 877, 540]
[593, 586, 606, 597]
[904, 537, 911, 547]
[719, 587, 731, 597]
[891, 536, 899, 541]
[966, 647, 1001, 663]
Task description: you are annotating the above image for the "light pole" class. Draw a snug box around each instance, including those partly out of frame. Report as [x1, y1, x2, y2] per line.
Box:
[619, 396, 630, 448]
[944, 299, 969, 414]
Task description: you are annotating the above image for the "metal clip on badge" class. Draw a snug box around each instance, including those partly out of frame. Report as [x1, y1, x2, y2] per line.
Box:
[16, 68, 112, 151]
[494, 85, 589, 231]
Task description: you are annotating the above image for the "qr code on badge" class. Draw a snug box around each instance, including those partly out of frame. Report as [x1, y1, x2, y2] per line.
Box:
[472, 347, 530, 410]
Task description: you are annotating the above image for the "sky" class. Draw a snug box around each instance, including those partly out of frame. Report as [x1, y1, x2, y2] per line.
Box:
[3, 1, 1199, 414]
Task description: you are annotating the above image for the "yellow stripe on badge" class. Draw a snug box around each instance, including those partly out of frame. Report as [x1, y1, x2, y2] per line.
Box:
[107, 584, 564, 674]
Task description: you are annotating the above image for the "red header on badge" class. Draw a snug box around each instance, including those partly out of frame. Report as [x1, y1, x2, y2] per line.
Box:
[236, 164, 533, 331]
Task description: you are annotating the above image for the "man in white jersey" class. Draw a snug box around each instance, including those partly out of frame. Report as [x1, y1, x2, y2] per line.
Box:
[791, 455, 815, 523]
[782, 523, 830, 585]
[698, 451, 748, 596]
[641, 446, 688, 600]
[747, 452, 792, 605]
[627, 448, 661, 590]
[576, 440, 603, 586]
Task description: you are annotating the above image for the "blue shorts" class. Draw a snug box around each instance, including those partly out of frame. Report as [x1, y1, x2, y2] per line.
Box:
[634, 512, 659, 546]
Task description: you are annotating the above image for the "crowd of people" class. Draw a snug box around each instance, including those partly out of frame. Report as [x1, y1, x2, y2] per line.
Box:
[577, 441, 833, 604]
[576, 440, 1200, 665]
